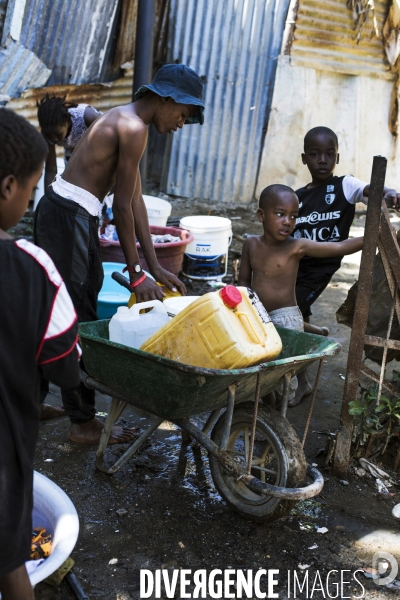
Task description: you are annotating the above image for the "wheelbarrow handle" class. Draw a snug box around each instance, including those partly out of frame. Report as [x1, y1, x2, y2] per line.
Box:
[111, 271, 131, 292]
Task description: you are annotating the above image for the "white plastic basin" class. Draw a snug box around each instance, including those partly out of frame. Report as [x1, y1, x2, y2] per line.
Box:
[29, 471, 79, 586]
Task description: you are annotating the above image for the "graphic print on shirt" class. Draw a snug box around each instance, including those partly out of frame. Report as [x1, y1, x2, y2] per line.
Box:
[293, 175, 356, 275]
[325, 193, 335, 204]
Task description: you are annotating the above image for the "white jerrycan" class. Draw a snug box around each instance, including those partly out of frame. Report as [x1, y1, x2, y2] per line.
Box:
[108, 300, 168, 349]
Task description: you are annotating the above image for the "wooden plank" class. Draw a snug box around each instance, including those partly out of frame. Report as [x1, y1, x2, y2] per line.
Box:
[379, 206, 400, 291]
[364, 335, 400, 350]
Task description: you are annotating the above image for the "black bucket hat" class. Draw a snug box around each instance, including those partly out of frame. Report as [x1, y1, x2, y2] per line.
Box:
[134, 64, 205, 125]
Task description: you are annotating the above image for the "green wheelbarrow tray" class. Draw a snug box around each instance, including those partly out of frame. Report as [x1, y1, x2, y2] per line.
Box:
[78, 320, 341, 420]
[78, 320, 341, 513]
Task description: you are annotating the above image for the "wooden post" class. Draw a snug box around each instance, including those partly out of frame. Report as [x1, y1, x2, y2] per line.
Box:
[333, 156, 387, 477]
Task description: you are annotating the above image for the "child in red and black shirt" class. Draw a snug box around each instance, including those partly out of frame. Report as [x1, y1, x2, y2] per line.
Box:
[0, 109, 80, 599]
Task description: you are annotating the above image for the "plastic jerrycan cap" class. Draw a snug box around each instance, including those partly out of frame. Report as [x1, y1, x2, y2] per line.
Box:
[219, 285, 242, 308]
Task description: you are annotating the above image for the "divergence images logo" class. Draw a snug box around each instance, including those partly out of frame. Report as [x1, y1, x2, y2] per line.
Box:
[372, 552, 398, 585]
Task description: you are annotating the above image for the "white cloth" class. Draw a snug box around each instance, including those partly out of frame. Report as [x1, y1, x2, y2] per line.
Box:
[342, 175, 368, 205]
[269, 306, 304, 400]
[52, 175, 103, 217]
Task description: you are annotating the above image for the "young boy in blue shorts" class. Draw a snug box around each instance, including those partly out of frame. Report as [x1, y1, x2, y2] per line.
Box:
[0, 109, 81, 599]
[292, 126, 400, 404]
[238, 184, 363, 408]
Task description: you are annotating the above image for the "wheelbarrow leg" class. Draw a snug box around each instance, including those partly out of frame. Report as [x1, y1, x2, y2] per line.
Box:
[96, 398, 127, 460]
[301, 359, 324, 448]
[220, 385, 236, 450]
[280, 372, 292, 418]
[177, 430, 191, 476]
[95, 397, 164, 475]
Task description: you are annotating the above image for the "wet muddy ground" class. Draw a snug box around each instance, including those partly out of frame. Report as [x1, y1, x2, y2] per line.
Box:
[16, 199, 400, 599]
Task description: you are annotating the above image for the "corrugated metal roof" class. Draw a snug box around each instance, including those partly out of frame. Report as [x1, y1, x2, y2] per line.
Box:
[6, 66, 134, 127]
[0, 36, 51, 97]
[163, 0, 291, 204]
[290, 0, 394, 79]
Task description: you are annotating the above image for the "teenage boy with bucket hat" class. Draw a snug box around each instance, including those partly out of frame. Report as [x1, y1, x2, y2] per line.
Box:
[34, 63, 205, 446]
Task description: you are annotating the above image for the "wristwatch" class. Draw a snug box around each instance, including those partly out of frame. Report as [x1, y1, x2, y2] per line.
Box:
[123, 262, 143, 275]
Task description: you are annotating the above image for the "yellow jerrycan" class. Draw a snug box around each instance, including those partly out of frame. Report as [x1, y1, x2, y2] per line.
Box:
[140, 285, 282, 369]
[128, 283, 181, 308]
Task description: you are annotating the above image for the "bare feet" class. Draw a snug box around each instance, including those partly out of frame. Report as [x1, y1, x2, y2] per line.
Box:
[289, 369, 313, 407]
[40, 403, 66, 420]
[69, 417, 135, 445]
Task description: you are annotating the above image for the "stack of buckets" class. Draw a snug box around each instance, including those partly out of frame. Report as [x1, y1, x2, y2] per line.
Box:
[179, 216, 232, 280]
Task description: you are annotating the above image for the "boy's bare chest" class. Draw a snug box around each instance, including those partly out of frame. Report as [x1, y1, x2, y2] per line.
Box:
[249, 244, 297, 277]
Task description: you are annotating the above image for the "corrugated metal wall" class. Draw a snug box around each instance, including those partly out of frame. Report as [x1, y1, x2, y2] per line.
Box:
[162, 0, 290, 204]
[19, 0, 121, 85]
[290, 0, 393, 79]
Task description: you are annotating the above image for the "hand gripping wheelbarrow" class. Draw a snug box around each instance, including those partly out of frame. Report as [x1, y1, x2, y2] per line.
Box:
[79, 320, 341, 523]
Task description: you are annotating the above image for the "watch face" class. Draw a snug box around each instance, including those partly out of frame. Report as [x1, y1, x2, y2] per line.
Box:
[134, 264, 141, 273]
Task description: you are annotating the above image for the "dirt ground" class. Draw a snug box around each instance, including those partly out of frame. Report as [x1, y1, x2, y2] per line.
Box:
[16, 199, 400, 599]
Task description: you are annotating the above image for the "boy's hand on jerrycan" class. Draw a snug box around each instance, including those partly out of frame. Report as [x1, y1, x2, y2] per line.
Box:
[151, 266, 187, 296]
[133, 276, 166, 303]
[132, 267, 186, 303]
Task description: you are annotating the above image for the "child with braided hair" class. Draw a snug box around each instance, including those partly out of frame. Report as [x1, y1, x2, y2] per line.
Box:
[0, 108, 80, 599]
[37, 94, 101, 188]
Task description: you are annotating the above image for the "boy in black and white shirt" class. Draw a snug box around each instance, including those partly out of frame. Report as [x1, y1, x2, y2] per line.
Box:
[291, 126, 400, 405]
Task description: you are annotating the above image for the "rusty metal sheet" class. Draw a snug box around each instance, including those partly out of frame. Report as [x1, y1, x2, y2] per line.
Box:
[114, 0, 138, 68]
[6, 67, 134, 128]
[290, 0, 394, 79]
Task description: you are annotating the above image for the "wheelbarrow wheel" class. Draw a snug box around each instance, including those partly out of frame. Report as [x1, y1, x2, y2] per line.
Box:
[209, 402, 306, 522]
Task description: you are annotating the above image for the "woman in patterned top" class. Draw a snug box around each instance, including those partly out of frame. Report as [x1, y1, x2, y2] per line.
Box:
[37, 94, 102, 188]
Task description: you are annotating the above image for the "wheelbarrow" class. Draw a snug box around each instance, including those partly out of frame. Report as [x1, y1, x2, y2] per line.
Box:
[79, 318, 341, 523]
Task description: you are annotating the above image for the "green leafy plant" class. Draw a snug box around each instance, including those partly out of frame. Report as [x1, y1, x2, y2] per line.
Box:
[349, 385, 383, 446]
[349, 375, 400, 454]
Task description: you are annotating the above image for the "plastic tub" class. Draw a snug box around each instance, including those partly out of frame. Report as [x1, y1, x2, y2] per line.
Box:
[29, 471, 79, 586]
[98, 262, 131, 320]
[143, 195, 172, 226]
[179, 216, 232, 280]
[99, 226, 194, 276]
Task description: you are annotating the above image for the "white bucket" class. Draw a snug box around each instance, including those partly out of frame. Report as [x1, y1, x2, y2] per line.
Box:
[179, 216, 232, 280]
[143, 195, 172, 227]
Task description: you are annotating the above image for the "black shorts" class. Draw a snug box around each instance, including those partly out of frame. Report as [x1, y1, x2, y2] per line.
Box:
[296, 270, 332, 319]
[34, 189, 104, 423]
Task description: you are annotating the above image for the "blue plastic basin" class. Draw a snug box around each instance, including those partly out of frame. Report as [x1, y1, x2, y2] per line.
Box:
[97, 263, 131, 320]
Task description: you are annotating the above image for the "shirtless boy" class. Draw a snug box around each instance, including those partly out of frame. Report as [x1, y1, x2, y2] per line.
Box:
[34, 64, 205, 445]
[238, 184, 363, 407]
